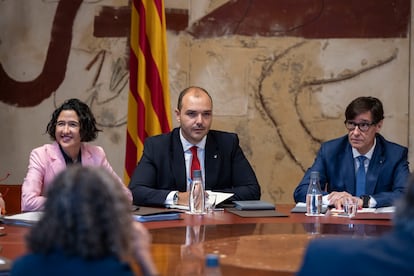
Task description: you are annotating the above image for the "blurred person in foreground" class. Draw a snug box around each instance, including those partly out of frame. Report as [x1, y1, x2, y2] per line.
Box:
[293, 96, 409, 209]
[297, 173, 414, 275]
[11, 166, 158, 276]
[129, 86, 260, 207]
[21, 98, 132, 211]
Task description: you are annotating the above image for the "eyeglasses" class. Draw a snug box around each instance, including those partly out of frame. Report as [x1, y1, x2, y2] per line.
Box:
[344, 121, 376, 132]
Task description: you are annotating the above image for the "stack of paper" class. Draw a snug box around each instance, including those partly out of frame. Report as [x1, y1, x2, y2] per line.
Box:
[291, 202, 329, 214]
[3, 211, 44, 226]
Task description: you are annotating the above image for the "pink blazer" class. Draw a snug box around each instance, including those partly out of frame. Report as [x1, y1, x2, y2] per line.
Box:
[21, 142, 132, 211]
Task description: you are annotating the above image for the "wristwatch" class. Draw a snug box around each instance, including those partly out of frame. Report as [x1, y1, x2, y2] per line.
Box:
[360, 195, 370, 208]
[173, 192, 179, 205]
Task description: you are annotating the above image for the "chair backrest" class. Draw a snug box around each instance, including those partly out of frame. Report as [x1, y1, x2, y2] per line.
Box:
[0, 184, 22, 215]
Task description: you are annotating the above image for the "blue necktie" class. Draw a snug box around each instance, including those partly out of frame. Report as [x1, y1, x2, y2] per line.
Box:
[356, 156, 367, 196]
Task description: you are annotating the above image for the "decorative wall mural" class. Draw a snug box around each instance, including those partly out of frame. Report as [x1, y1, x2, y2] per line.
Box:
[256, 40, 398, 172]
[0, 0, 411, 205]
[0, 0, 83, 107]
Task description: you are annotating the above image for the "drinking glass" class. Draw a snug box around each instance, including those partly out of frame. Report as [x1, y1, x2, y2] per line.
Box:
[343, 197, 358, 217]
[205, 194, 217, 213]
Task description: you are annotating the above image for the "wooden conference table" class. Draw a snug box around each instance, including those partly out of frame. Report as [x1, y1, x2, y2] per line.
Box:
[0, 204, 393, 275]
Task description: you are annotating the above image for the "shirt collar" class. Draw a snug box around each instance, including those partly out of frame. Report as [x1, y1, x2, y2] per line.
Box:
[179, 128, 207, 151]
[352, 137, 376, 160]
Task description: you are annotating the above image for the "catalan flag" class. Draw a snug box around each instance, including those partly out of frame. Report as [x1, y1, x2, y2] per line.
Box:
[125, 0, 171, 183]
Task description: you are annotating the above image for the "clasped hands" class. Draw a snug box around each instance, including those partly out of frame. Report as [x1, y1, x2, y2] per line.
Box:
[328, 191, 362, 210]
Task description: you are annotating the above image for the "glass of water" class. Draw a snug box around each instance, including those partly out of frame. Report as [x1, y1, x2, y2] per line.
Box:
[343, 197, 358, 217]
[205, 194, 217, 213]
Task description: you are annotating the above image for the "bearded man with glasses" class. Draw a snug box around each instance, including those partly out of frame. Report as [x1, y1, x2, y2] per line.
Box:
[294, 96, 409, 209]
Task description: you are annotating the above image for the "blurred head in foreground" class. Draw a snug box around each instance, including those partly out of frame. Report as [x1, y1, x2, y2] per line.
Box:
[21, 165, 157, 275]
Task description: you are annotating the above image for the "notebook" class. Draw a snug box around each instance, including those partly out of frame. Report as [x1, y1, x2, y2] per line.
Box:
[133, 206, 182, 222]
[133, 212, 181, 222]
[227, 208, 288, 218]
[233, 200, 275, 210]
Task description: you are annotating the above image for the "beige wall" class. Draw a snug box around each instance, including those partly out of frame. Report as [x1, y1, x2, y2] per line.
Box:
[0, 0, 412, 204]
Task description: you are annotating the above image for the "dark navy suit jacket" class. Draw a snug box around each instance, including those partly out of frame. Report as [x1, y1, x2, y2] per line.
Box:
[11, 251, 134, 276]
[294, 134, 409, 207]
[129, 128, 261, 206]
[297, 229, 414, 276]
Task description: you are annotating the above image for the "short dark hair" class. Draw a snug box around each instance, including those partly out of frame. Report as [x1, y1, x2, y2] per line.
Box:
[344, 96, 384, 123]
[26, 166, 135, 259]
[177, 86, 212, 110]
[46, 98, 101, 142]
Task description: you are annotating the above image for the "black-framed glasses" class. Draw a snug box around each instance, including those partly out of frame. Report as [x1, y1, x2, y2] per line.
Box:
[344, 120, 376, 132]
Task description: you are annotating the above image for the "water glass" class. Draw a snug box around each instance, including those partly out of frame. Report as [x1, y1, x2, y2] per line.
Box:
[205, 194, 217, 213]
[343, 197, 358, 217]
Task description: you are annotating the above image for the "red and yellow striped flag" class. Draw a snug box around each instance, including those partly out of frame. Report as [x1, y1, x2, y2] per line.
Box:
[125, 0, 171, 183]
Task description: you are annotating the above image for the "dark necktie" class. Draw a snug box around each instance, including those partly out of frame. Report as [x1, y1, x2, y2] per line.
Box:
[356, 156, 367, 196]
[190, 146, 200, 179]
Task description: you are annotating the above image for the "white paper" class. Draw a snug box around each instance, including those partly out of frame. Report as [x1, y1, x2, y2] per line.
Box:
[375, 206, 395, 213]
[206, 191, 233, 204]
[296, 202, 329, 208]
[330, 206, 395, 214]
[167, 191, 234, 210]
[4, 211, 44, 222]
[166, 204, 190, 211]
[357, 206, 395, 213]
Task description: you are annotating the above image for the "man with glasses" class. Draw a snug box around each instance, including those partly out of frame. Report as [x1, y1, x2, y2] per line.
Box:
[293, 96, 409, 209]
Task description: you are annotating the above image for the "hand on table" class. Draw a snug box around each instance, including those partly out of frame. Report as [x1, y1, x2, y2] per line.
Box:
[177, 191, 190, 206]
[327, 191, 356, 210]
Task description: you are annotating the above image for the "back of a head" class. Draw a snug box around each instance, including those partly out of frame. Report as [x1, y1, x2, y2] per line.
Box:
[27, 166, 134, 259]
[394, 173, 414, 235]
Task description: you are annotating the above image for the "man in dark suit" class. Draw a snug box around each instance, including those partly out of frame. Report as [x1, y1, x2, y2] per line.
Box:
[297, 173, 414, 276]
[129, 86, 260, 207]
[294, 96, 409, 209]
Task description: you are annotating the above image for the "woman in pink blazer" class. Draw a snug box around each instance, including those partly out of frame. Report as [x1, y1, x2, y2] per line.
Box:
[21, 99, 132, 211]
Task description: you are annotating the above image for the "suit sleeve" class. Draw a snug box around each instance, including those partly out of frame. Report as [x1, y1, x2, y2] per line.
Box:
[94, 146, 133, 203]
[128, 139, 171, 206]
[293, 145, 329, 203]
[372, 147, 409, 207]
[297, 239, 345, 276]
[219, 134, 261, 201]
[21, 149, 47, 211]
